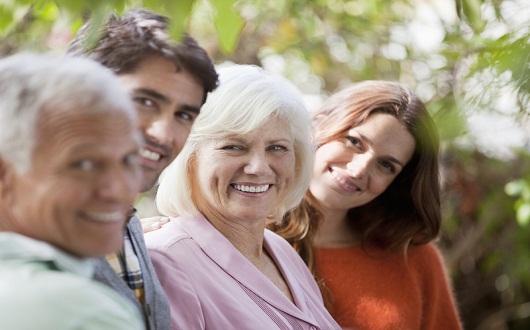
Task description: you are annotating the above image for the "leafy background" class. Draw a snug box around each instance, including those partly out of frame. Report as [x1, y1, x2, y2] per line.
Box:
[1, 0, 529, 328]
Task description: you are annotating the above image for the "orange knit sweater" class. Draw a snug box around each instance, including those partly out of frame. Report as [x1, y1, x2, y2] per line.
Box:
[314, 243, 462, 330]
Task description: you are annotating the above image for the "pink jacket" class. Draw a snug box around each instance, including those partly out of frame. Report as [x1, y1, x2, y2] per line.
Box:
[145, 214, 340, 330]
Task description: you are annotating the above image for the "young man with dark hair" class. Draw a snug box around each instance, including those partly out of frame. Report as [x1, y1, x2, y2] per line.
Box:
[68, 9, 218, 329]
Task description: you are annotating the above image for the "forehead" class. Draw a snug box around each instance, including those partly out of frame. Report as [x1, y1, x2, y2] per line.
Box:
[35, 109, 138, 155]
[117, 55, 205, 110]
[354, 113, 415, 160]
[121, 55, 202, 88]
[214, 117, 293, 143]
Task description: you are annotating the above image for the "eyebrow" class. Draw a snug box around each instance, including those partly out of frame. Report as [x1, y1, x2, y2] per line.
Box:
[222, 136, 293, 145]
[358, 133, 405, 168]
[268, 138, 293, 144]
[134, 88, 201, 114]
[67, 142, 138, 155]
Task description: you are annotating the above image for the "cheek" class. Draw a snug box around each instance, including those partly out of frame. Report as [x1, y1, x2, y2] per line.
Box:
[370, 177, 394, 197]
[279, 155, 296, 184]
[16, 187, 69, 230]
[196, 164, 220, 195]
[172, 130, 190, 154]
[137, 113, 153, 132]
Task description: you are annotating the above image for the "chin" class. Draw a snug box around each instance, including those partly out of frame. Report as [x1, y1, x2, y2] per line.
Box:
[141, 179, 159, 192]
[85, 246, 121, 258]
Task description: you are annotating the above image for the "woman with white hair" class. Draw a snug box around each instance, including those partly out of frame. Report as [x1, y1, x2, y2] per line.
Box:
[145, 65, 340, 329]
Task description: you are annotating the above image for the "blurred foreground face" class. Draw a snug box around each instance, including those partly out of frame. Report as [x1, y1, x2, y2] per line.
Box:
[7, 109, 142, 258]
[117, 55, 204, 192]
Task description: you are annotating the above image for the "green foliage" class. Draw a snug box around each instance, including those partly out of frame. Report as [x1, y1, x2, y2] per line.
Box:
[458, 0, 485, 33]
[0, 0, 244, 54]
[506, 178, 530, 226]
[159, 0, 196, 41]
[211, 0, 245, 53]
[0, 4, 14, 32]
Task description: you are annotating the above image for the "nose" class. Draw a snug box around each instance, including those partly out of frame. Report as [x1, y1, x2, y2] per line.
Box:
[244, 151, 272, 176]
[346, 153, 372, 179]
[145, 116, 178, 148]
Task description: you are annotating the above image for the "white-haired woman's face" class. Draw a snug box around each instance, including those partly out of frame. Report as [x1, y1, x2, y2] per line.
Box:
[195, 117, 295, 224]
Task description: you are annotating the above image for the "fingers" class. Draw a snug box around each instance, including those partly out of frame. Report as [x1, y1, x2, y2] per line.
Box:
[141, 216, 170, 234]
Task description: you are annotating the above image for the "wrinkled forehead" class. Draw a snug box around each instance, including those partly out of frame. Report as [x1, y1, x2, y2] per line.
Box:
[34, 107, 139, 152]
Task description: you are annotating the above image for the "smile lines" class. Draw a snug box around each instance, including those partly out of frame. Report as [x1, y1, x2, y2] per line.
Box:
[233, 184, 270, 193]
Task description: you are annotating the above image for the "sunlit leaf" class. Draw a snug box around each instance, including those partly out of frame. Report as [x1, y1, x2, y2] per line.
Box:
[505, 179, 525, 197]
[162, 0, 196, 41]
[211, 0, 245, 53]
[0, 4, 14, 34]
[53, 0, 87, 14]
[432, 105, 467, 140]
[461, 0, 485, 33]
[516, 203, 530, 226]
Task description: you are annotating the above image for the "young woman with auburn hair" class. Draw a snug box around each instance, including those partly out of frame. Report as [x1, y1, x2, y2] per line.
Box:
[270, 80, 462, 330]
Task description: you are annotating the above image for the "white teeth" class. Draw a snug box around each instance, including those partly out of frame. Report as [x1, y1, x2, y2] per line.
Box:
[84, 211, 123, 222]
[233, 184, 270, 193]
[140, 148, 161, 161]
[331, 170, 346, 184]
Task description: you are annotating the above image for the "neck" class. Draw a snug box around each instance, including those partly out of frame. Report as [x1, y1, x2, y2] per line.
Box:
[313, 207, 360, 248]
[206, 212, 266, 262]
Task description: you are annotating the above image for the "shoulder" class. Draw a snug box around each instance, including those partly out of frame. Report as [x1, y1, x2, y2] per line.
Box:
[0, 267, 142, 329]
[146, 218, 206, 276]
[126, 214, 143, 237]
[407, 242, 451, 283]
[408, 242, 445, 266]
[145, 217, 192, 251]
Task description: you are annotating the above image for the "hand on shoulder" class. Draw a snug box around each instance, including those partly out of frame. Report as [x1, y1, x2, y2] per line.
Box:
[141, 216, 170, 234]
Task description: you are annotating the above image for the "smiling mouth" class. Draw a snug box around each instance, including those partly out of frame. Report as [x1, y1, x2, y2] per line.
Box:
[140, 148, 162, 162]
[232, 184, 270, 193]
[82, 211, 124, 223]
[329, 167, 360, 192]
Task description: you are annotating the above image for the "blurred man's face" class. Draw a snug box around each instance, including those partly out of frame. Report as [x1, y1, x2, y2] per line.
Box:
[5, 109, 142, 258]
[117, 55, 204, 192]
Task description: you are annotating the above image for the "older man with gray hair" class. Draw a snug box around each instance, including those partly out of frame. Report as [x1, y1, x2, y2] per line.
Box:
[0, 53, 144, 329]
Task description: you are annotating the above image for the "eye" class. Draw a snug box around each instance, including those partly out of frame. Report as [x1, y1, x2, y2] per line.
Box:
[268, 145, 287, 151]
[221, 145, 243, 151]
[380, 160, 396, 174]
[175, 111, 195, 122]
[345, 136, 362, 149]
[72, 159, 95, 171]
[133, 97, 156, 109]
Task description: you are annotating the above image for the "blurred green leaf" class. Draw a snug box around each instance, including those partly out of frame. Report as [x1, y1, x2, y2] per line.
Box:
[505, 179, 525, 197]
[162, 0, 196, 41]
[52, 0, 86, 14]
[33, 2, 59, 22]
[0, 4, 14, 34]
[211, 0, 245, 53]
[461, 0, 485, 33]
[432, 105, 467, 140]
[516, 204, 530, 226]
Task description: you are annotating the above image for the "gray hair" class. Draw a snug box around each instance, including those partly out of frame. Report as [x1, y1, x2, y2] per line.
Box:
[0, 52, 136, 174]
[156, 64, 315, 221]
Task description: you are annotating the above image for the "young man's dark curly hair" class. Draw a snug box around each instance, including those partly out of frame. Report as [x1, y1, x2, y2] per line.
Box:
[67, 8, 218, 103]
